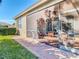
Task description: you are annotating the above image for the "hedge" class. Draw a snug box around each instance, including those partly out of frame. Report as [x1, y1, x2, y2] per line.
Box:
[0, 28, 16, 35]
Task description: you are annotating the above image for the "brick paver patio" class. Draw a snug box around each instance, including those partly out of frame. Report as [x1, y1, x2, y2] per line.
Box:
[13, 36, 78, 59]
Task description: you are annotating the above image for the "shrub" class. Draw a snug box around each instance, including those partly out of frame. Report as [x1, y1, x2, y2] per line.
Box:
[0, 28, 16, 35]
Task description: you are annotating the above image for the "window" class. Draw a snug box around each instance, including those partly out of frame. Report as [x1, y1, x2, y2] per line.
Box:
[18, 17, 22, 29]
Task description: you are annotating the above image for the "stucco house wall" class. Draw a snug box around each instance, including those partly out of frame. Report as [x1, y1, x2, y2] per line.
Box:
[26, 5, 55, 38]
[15, 15, 27, 38]
[15, 0, 79, 38]
[15, 0, 63, 38]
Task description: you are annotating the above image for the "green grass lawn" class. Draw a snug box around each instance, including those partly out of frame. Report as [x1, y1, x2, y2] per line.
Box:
[0, 35, 38, 59]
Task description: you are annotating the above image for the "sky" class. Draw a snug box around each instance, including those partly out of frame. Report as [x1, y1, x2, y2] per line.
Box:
[0, 0, 38, 24]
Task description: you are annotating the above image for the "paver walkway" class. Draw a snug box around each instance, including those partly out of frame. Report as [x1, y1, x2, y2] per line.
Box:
[13, 36, 78, 59]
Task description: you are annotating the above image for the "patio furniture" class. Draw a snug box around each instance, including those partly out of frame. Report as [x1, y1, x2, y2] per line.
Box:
[64, 37, 79, 49]
[72, 38, 79, 48]
[42, 32, 60, 47]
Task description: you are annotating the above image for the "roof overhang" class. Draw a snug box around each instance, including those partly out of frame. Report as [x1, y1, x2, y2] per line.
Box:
[14, 0, 48, 19]
[14, 0, 63, 19]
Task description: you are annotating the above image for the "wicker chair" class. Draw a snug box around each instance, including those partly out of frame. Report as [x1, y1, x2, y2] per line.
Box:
[43, 32, 59, 47]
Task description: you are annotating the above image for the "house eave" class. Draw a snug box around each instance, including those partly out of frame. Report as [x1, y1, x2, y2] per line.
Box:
[14, 0, 48, 19]
[14, 0, 64, 20]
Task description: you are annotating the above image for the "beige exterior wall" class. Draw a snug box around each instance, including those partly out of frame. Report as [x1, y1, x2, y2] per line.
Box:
[15, 15, 27, 38]
[20, 15, 27, 38]
[26, 5, 55, 39]
[15, 19, 19, 30]
[15, 0, 63, 38]
[15, 0, 79, 38]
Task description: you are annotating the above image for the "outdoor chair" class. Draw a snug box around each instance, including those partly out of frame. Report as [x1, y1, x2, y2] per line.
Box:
[72, 38, 79, 48]
[41, 32, 60, 47]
